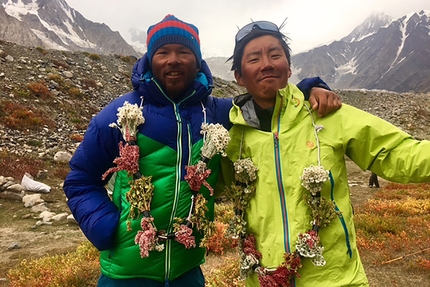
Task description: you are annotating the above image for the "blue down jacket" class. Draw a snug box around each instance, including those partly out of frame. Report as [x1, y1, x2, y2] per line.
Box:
[63, 55, 232, 281]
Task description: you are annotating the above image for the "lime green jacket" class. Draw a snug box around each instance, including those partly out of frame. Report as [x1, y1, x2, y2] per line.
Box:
[225, 84, 430, 287]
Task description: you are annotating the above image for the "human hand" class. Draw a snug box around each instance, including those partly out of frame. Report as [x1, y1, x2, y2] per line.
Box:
[308, 87, 342, 117]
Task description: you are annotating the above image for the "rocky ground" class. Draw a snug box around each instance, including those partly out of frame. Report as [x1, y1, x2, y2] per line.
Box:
[0, 39, 429, 286]
[1, 39, 429, 158]
[0, 39, 244, 158]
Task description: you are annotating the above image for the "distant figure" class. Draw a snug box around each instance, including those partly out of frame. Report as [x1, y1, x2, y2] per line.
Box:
[369, 172, 380, 188]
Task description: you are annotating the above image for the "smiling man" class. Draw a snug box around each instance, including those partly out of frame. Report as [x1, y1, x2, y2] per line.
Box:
[224, 20, 430, 287]
[235, 34, 291, 109]
[151, 43, 199, 99]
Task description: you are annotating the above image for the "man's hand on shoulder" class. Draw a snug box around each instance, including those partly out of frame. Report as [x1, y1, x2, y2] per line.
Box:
[309, 87, 342, 118]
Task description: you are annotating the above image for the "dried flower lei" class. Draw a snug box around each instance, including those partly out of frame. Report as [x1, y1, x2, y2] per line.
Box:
[182, 122, 231, 248]
[102, 100, 164, 257]
[102, 101, 231, 258]
[226, 104, 339, 286]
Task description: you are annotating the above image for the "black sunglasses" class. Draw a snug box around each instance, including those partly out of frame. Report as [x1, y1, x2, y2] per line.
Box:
[235, 21, 280, 43]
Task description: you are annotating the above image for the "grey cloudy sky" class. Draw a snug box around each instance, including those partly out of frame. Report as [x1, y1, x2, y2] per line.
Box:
[66, 0, 430, 57]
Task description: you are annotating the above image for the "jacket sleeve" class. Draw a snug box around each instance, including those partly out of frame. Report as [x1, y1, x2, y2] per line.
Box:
[296, 77, 331, 100]
[63, 110, 121, 251]
[339, 105, 430, 183]
[211, 96, 233, 130]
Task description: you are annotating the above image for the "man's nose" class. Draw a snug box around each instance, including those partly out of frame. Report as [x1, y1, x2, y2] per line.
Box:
[261, 55, 274, 69]
[167, 52, 181, 64]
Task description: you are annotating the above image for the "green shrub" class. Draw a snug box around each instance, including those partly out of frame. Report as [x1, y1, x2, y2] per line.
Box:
[120, 55, 136, 64]
[214, 202, 235, 224]
[27, 139, 43, 147]
[14, 88, 31, 98]
[89, 53, 101, 61]
[68, 87, 83, 98]
[47, 73, 64, 84]
[35, 46, 47, 55]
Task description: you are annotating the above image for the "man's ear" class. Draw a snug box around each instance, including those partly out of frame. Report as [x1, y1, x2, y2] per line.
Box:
[234, 70, 245, 86]
[288, 67, 292, 78]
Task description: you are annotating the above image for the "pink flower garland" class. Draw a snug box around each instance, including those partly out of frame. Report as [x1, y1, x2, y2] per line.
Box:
[134, 217, 158, 258]
[102, 142, 140, 179]
[174, 224, 196, 248]
[241, 234, 302, 286]
[184, 163, 213, 195]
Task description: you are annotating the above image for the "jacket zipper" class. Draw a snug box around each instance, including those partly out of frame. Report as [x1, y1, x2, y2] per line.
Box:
[273, 133, 291, 254]
[163, 103, 183, 283]
[273, 99, 296, 287]
[187, 123, 192, 165]
[152, 79, 198, 282]
[329, 171, 352, 257]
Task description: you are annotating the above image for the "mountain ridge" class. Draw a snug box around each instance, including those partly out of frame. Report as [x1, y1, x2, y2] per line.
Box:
[0, 0, 139, 56]
[291, 10, 430, 93]
[1, 1, 429, 92]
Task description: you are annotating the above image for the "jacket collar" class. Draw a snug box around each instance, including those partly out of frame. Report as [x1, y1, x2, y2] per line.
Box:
[231, 84, 305, 128]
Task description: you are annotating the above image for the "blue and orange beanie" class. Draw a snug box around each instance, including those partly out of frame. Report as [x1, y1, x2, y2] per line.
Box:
[146, 14, 202, 66]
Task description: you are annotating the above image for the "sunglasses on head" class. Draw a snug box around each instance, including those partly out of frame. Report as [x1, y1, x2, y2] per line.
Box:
[235, 21, 280, 43]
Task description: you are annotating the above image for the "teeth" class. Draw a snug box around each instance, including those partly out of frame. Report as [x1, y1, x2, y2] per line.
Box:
[168, 72, 180, 76]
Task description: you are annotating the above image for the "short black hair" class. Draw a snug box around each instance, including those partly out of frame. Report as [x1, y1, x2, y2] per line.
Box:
[229, 29, 291, 76]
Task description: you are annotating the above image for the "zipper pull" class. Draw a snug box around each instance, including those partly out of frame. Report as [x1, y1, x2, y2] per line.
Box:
[273, 132, 279, 147]
[175, 104, 182, 123]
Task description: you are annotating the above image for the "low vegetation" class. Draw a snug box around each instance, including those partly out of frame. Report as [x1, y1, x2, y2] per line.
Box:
[355, 182, 430, 282]
[0, 101, 55, 131]
[0, 152, 45, 179]
[7, 242, 99, 287]
[4, 181, 429, 286]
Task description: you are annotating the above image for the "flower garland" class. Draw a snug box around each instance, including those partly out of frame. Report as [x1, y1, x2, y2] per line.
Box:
[225, 104, 339, 286]
[224, 158, 258, 239]
[102, 101, 230, 258]
[182, 123, 231, 248]
[102, 101, 164, 257]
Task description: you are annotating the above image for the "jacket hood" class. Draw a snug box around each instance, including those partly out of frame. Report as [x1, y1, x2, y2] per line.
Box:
[131, 53, 213, 106]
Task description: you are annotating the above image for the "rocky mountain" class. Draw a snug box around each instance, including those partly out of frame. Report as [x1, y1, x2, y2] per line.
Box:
[2, 2, 429, 93]
[291, 10, 430, 93]
[0, 0, 138, 56]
